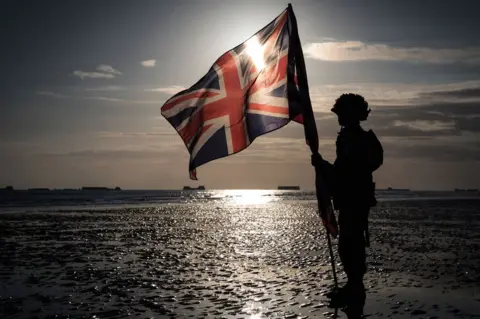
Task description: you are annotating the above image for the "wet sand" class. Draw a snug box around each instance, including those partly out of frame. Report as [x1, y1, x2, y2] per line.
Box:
[1, 199, 479, 318]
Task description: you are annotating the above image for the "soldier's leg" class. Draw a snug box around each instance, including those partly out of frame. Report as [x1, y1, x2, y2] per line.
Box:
[348, 221, 366, 284]
[335, 207, 368, 313]
[338, 209, 356, 282]
[338, 208, 367, 285]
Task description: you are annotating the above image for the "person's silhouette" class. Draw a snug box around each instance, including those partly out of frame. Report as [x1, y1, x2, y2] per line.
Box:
[312, 94, 383, 316]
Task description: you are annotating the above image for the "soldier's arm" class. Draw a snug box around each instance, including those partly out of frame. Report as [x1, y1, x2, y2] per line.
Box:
[311, 154, 336, 189]
[311, 154, 334, 171]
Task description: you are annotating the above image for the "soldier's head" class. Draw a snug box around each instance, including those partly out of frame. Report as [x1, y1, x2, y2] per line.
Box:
[331, 93, 370, 127]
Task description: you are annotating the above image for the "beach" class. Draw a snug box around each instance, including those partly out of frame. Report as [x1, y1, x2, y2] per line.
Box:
[1, 191, 479, 318]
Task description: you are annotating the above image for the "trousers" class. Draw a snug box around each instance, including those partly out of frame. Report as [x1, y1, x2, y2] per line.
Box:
[338, 206, 369, 284]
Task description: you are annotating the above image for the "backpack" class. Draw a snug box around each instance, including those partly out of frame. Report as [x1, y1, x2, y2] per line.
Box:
[366, 130, 383, 173]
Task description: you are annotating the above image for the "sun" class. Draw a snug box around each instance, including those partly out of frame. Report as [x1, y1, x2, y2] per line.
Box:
[245, 36, 266, 71]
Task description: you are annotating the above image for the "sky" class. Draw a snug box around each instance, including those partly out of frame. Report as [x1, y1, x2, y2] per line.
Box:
[1, 0, 479, 190]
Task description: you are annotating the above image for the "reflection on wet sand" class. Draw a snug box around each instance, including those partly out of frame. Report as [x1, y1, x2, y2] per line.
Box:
[0, 198, 479, 318]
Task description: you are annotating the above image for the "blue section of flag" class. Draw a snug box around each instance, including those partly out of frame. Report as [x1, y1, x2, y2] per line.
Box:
[246, 114, 289, 138]
[190, 127, 229, 169]
[189, 68, 221, 92]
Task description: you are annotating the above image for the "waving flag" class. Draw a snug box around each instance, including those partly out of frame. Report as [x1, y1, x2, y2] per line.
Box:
[161, 6, 305, 179]
[160, 5, 338, 237]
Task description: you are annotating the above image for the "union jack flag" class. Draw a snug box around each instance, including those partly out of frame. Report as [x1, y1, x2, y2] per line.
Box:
[161, 7, 306, 179]
[161, 5, 338, 238]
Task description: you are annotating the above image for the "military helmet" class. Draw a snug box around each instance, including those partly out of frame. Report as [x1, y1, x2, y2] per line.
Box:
[331, 93, 370, 121]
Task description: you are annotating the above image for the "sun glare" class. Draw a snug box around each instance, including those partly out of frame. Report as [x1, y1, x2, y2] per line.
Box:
[223, 189, 272, 205]
[245, 36, 266, 71]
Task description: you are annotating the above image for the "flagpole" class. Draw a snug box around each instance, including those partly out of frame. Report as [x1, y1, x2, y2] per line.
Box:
[326, 211, 338, 287]
[287, 3, 338, 290]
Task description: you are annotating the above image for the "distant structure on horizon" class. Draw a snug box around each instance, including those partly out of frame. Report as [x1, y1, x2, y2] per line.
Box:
[454, 188, 478, 192]
[27, 188, 50, 192]
[278, 186, 300, 190]
[1, 186, 123, 192]
[386, 187, 410, 191]
[81, 186, 122, 191]
[183, 185, 206, 191]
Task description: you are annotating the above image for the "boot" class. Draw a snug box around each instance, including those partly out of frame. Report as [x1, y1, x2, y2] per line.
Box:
[327, 283, 351, 308]
[326, 283, 349, 299]
[328, 281, 365, 308]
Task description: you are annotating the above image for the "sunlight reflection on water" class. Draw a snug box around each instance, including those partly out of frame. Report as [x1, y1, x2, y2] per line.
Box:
[1, 198, 478, 318]
[220, 189, 276, 205]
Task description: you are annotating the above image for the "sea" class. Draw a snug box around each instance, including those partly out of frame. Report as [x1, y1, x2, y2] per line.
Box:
[1, 189, 478, 211]
[1, 189, 479, 318]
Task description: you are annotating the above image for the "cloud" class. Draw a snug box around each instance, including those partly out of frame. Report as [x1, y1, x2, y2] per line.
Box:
[231, 136, 333, 164]
[72, 71, 116, 79]
[144, 86, 185, 95]
[270, 89, 480, 165]
[72, 64, 122, 79]
[46, 135, 182, 160]
[83, 96, 163, 104]
[141, 59, 156, 67]
[307, 80, 480, 112]
[94, 128, 176, 138]
[38, 89, 165, 107]
[382, 134, 480, 162]
[36, 90, 163, 105]
[303, 41, 480, 64]
[37, 77, 480, 138]
[96, 64, 122, 75]
[420, 87, 480, 102]
[84, 96, 124, 102]
[85, 86, 125, 92]
[393, 120, 455, 132]
[37, 91, 68, 99]
[50, 149, 166, 160]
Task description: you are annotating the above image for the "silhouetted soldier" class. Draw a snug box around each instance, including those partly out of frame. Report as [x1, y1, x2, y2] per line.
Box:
[312, 94, 383, 311]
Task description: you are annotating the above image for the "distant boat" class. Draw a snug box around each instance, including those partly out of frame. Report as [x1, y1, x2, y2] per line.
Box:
[80, 186, 121, 191]
[455, 188, 478, 192]
[183, 185, 206, 191]
[277, 186, 300, 190]
[27, 188, 50, 192]
[81, 187, 110, 191]
[1, 186, 14, 191]
[386, 187, 410, 191]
